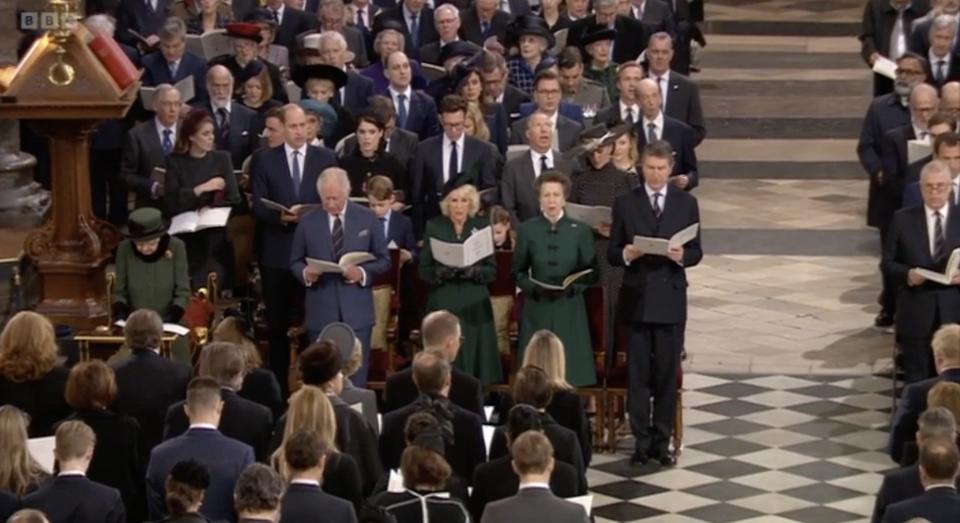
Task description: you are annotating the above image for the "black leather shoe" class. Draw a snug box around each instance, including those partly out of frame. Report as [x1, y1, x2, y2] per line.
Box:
[658, 453, 677, 467]
[629, 450, 649, 466]
[875, 311, 894, 328]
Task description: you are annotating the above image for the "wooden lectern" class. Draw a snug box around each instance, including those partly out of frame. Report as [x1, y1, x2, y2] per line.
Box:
[0, 8, 139, 328]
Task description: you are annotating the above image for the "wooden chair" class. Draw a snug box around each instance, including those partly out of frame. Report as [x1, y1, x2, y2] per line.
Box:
[367, 249, 404, 391]
[582, 286, 609, 453]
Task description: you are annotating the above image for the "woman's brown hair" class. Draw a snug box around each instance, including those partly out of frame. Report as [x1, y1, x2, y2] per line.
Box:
[173, 109, 214, 154]
[0, 311, 57, 382]
[65, 360, 118, 411]
[400, 445, 451, 490]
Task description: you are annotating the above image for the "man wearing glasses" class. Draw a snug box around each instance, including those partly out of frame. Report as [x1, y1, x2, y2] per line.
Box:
[510, 70, 584, 153]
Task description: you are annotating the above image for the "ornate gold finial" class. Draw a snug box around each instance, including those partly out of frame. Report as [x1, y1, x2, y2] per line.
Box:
[46, 0, 79, 86]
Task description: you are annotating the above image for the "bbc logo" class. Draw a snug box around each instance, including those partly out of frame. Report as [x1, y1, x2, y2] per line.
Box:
[18, 11, 69, 30]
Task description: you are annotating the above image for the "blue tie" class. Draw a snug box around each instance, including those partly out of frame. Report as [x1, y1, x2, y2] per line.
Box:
[161, 129, 172, 155]
[397, 94, 408, 129]
[481, 21, 490, 38]
[410, 15, 420, 49]
[291, 150, 301, 198]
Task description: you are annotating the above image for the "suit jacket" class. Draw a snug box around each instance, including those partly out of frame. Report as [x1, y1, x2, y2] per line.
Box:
[608, 185, 702, 325]
[563, 80, 610, 115]
[384, 210, 417, 254]
[860, 0, 929, 62]
[663, 72, 706, 145]
[250, 144, 338, 269]
[882, 205, 960, 337]
[276, 7, 318, 51]
[568, 15, 653, 64]
[398, 89, 441, 140]
[163, 388, 274, 462]
[924, 52, 960, 88]
[909, 8, 954, 58]
[510, 114, 583, 153]
[488, 413, 587, 494]
[882, 486, 960, 523]
[630, 0, 675, 28]
[502, 84, 530, 117]
[379, 396, 485, 483]
[500, 149, 577, 224]
[340, 379, 380, 436]
[373, 6, 439, 60]
[411, 134, 498, 233]
[888, 368, 960, 463]
[141, 51, 209, 102]
[873, 464, 923, 523]
[518, 102, 585, 125]
[0, 367, 69, 438]
[121, 119, 171, 208]
[146, 427, 254, 522]
[419, 39, 481, 65]
[22, 475, 125, 523]
[459, 8, 511, 47]
[0, 491, 16, 523]
[280, 483, 358, 523]
[340, 71, 375, 115]
[110, 349, 192, 452]
[383, 366, 484, 416]
[289, 202, 391, 331]
[470, 456, 581, 521]
[480, 487, 589, 523]
[858, 94, 911, 227]
[116, 0, 172, 46]
[192, 101, 261, 169]
[635, 115, 699, 189]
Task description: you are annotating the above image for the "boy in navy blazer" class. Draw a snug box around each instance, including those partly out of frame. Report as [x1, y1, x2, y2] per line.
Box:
[279, 431, 358, 523]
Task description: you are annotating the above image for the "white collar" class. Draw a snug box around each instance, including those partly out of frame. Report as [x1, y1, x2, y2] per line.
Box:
[642, 112, 664, 130]
[645, 183, 666, 199]
[390, 85, 413, 99]
[154, 119, 177, 135]
[926, 483, 957, 491]
[402, 4, 420, 20]
[58, 470, 86, 477]
[271, 3, 284, 15]
[310, 137, 323, 147]
[189, 423, 217, 430]
[651, 69, 670, 83]
[291, 478, 321, 486]
[620, 100, 639, 113]
[926, 204, 949, 218]
[530, 148, 553, 162]
[285, 143, 308, 157]
[441, 36, 460, 45]
[930, 48, 951, 63]
[443, 133, 465, 150]
[212, 99, 232, 113]
[518, 482, 551, 490]
[382, 209, 393, 222]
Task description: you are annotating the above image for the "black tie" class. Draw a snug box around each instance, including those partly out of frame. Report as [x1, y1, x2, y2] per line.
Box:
[448, 140, 459, 181]
[357, 7, 366, 29]
[540, 154, 549, 173]
[652, 192, 662, 219]
[332, 215, 344, 258]
[217, 107, 229, 142]
[647, 122, 657, 144]
[935, 210, 946, 261]
[625, 107, 634, 125]
[272, 8, 280, 22]
[938, 60, 947, 83]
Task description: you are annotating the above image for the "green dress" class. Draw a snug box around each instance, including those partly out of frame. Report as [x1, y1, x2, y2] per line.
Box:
[419, 216, 502, 384]
[513, 215, 598, 386]
[584, 64, 619, 105]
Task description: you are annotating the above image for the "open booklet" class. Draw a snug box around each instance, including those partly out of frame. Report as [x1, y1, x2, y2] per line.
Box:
[169, 207, 232, 235]
[430, 226, 495, 268]
[27, 436, 55, 473]
[529, 268, 594, 291]
[260, 198, 321, 215]
[141, 76, 195, 109]
[917, 248, 960, 285]
[114, 319, 190, 336]
[632, 223, 699, 256]
[566, 495, 594, 516]
[184, 29, 234, 60]
[566, 202, 611, 229]
[872, 55, 897, 80]
[908, 138, 933, 164]
[306, 252, 376, 275]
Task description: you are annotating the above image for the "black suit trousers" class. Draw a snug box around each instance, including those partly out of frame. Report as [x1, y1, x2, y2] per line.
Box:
[901, 307, 940, 383]
[261, 266, 302, 396]
[627, 321, 679, 456]
[879, 222, 897, 315]
[89, 148, 129, 225]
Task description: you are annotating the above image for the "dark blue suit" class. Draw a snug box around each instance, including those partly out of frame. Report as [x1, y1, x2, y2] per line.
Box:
[339, 72, 375, 116]
[116, 0, 172, 46]
[384, 210, 416, 257]
[22, 474, 125, 523]
[518, 101, 585, 125]
[635, 115, 700, 190]
[279, 483, 358, 523]
[141, 51, 209, 103]
[889, 368, 960, 463]
[372, 5, 439, 61]
[858, 93, 911, 227]
[902, 181, 922, 209]
[289, 202, 391, 386]
[882, 486, 960, 522]
[872, 464, 923, 523]
[146, 427, 254, 523]
[398, 90, 441, 140]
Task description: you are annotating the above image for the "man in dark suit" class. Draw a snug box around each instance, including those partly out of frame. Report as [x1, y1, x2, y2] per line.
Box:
[111, 309, 193, 454]
[340, 95, 420, 172]
[316, 0, 371, 68]
[410, 94, 497, 233]
[594, 61, 644, 126]
[315, 31, 376, 115]
[420, 4, 480, 65]
[162, 342, 274, 462]
[860, 0, 929, 95]
[882, 160, 960, 384]
[372, 0, 439, 61]
[903, 129, 960, 209]
[567, 0, 653, 64]
[115, 0, 172, 48]
[141, 17, 209, 102]
[510, 72, 584, 153]
[875, 406, 958, 522]
[890, 325, 960, 463]
[196, 65, 261, 169]
[501, 113, 578, 224]
[22, 421, 126, 523]
[290, 167, 391, 386]
[923, 15, 960, 88]
[146, 378, 255, 522]
[459, 0, 511, 47]
[635, 78, 698, 190]
[251, 104, 338, 393]
[263, 0, 317, 51]
[609, 141, 702, 466]
[385, 51, 441, 139]
[279, 431, 358, 523]
[628, 0, 675, 29]
[883, 435, 960, 522]
[480, 431, 589, 523]
[645, 32, 705, 145]
[384, 310, 484, 415]
[120, 84, 181, 209]
[910, 1, 959, 59]
[478, 51, 530, 117]
[517, 101, 585, 125]
[379, 351, 486, 483]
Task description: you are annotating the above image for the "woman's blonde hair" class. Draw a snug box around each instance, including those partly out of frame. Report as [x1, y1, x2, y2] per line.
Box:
[0, 311, 58, 382]
[212, 317, 262, 371]
[522, 330, 572, 390]
[342, 339, 363, 378]
[270, 386, 338, 482]
[612, 132, 637, 170]
[0, 406, 47, 496]
[929, 381, 960, 425]
[464, 102, 490, 142]
[441, 184, 481, 218]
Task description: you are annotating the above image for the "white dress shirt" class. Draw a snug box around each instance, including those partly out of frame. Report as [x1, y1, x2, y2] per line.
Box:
[632, 0, 644, 19]
[284, 143, 308, 186]
[154, 119, 177, 144]
[189, 423, 218, 430]
[929, 49, 952, 81]
[442, 133, 466, 182]
[620, 101, 640, 123]
[291, 478, 321, 487]
[518, 482, 551, 491]
[645, 183, 666, 213]
[926, 204, 950, 257]
[641, 112, 665, 142]
[953, 177, 960, 205]
[530, 148, 554, 179]
[402, 5, 421, 35]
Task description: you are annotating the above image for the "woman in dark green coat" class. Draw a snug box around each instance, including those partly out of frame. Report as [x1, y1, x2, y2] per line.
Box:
[512, 171, 598, 387]
[419, 183, 502, 384]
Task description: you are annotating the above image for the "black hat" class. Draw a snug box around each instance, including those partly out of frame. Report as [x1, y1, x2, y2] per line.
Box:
[564, 122, 631, 160]
[236, 60, 265, 84]
[244, 8, 278, 27]
[439, 41, 480, 66]
[449, 61, 479, 93]
[440, 167, 480, 200]
[509, 15, 555, 50]
[122, 207, 167, 241]
[224, 22, 263, 43]
[299, 340, 343, 386]
[373, 18, 406, 38]
[291, 64, 348, 90]
[317, 322, 358, 364]
[579, 25, 616, 47]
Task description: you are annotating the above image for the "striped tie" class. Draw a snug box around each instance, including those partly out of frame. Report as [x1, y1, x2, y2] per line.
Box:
[332, 215, 344, 258]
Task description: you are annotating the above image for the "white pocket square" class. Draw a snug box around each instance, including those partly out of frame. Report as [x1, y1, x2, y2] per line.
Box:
[241, 130, 249, 136]
[358, 229, 369, 237]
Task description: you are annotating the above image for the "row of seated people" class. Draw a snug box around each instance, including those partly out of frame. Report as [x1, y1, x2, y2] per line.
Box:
[0, 307, 593, 523]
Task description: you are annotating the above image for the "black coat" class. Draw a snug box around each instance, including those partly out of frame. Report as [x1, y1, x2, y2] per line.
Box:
[872, 464, 923, 523]
[279, 483, 358, 523]
[22, 475, 125, 523]
[163, 388, 274, 462]
[372, 490, 470, 523]
[239, 368, 285, 421]
[115, 0, 172, 46]
[857, 93, 911, 227]
[889, 369, 960, 464]
[634, 115, 699, 189]
[341, 150, 408, 199]
[0, 490, 17, 523]
[470, 455, 582, 521]
[861, 0, 929, 61]
[487, 413, 587, 495]
[274, 6, 318, 51]
[496, 389, 591, 466]
[383, 367, 484, 417]
[883, 485, 960, 522]
[459, 8, 511, 47]
[0, 366, 70, 437]
[568, 15, 653, 64]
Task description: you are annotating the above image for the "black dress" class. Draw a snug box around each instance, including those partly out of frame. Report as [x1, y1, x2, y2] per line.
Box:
[372, 489, 471, 523]
[0, 366, 70, 437]
[164, 150, 241, 288]
[322, 452, 364, 511]
[239, 368, 285, 421]
[341, 147, 407, 200]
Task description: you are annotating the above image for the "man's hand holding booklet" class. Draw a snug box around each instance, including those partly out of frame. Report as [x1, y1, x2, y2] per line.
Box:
[632, 223, 700, 256]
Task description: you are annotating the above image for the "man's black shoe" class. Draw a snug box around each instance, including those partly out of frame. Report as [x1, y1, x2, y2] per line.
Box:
[629, 450, 649, 466]
[875, 311, 894, 328]
[657, 453, 677, 467]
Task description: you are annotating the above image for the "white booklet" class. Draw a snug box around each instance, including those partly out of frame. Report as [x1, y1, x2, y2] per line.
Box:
[260, 198, 321, 215]
[141, 76, 195, 109]
[306, 252, 376, 274]
[566, 495, 593, 516]
[908, 138, 933, 164]
[529, 268, 594, 291]
[917, 248, 960, 285]
[566, 202, 611, 229]
[872, 55, 898, 80]
[169, 207, 232, 235]
[632, 223, 699, 256]
[430, 226, 495, 268]
[184, 29, 233, 60]
[114, 319, 190, 336]
[27, 437, 55, 473]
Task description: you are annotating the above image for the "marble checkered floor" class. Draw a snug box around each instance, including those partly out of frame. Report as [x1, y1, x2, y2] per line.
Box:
[587, 373, 892, 523]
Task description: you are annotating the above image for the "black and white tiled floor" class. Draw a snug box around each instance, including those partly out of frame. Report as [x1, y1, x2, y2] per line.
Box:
[588, 373, 892, 523]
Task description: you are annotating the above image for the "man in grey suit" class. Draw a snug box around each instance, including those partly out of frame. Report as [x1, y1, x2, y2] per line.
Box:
[646, 32, 706, 145]
[628, 0, 676, 28]
[501, 113, 577, 225]
[120, 84, 181, 210]
[558, 47, 610, 125]
[481, 431, 589, 523]
[510, 71, 584, 153]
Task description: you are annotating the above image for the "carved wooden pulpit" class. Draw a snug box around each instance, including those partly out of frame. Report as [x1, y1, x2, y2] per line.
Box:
[0, 3, 139, 328]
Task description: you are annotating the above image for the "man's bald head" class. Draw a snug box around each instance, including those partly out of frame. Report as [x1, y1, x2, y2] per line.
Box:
[207, 65, 235, 106]
[638, 78, 662, 118]
[911, 83, 940, 129]
[944, 82, 960, 118]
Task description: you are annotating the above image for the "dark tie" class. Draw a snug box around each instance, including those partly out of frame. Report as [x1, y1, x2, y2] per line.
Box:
[656, 76, 665, 106]
[410, 15, 420, 49]
[397, 94, 408, 129]
[647, 122, 657, 144]
[652, 192, 662, 219]
[540, 154, 549, 173]
[217, 107, 229, 141]
[161, 129, 173, 155]
[332, 215, 344, 258]
[935, 210, 946, 261]
[146, 0, 155, 13]
[357, 7, 366, 29]
[625, 107, 634, 125]
[291, 150, 301, 197]
[481, 21, 490, 37]
[380, 216, 388, 236]
[272, 8, 280, 22]
[938, 60, 947, 83]
[448, 140, 459, 181]
[168, 61, 178, 79]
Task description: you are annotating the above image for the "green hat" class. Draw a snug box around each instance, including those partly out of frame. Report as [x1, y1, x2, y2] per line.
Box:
[123, 207, 167, 241]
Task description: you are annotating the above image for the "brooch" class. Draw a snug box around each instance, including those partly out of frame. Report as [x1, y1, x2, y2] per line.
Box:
[164, 249, 173, 259]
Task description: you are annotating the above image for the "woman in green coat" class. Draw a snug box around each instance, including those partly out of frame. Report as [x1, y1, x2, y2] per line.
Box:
[419, 183, 502, 384]
[513, 171, 599, 387]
